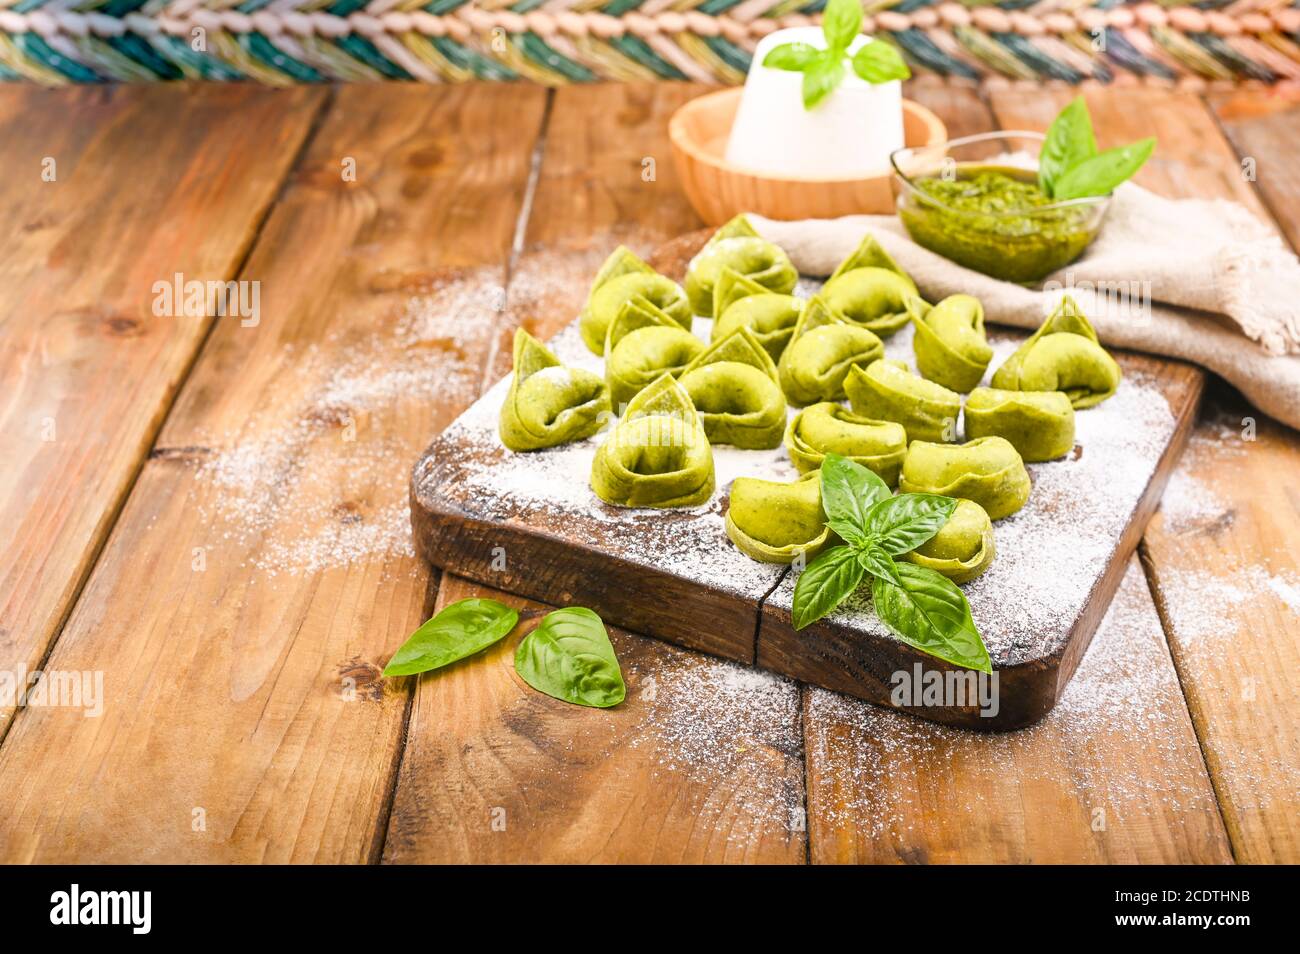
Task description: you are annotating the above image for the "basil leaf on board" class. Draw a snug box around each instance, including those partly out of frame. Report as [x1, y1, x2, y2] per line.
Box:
[857, 544, 902, 587]
[820, 452, 892, 538]
[827, 518, 870, 548]
[383, 598, 519, 677]
[850, 42, 910, 84]
[802, 51, 845, 110]
[862, 493, 957, 556]
[1051, 137, 1156, 201]
[513, 607, 626, 708]
[763, 41, 821, 72]
[1037, 95, 1096, 198]
[871, 563, 992, 672]
[821, 0, 863, 54]
[792, 545, 865, 630]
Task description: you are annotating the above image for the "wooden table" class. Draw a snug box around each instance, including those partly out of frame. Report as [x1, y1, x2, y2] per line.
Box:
[0, 80, 1296, 864]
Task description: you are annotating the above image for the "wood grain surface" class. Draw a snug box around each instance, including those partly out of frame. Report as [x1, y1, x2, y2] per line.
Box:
[0, 84, 546, 862]
[0, 84, 326, 734]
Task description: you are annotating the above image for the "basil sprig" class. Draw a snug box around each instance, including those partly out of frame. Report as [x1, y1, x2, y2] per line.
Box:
[1038, 96, 1155, 200]
[763, 0, 910, 109]
[514, 607, 627, 708]
[382, 597, 520, 676]
[791, 453, 992, 673]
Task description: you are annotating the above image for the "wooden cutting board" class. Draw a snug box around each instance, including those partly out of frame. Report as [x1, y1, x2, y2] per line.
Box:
[410, 232, 1202, 730]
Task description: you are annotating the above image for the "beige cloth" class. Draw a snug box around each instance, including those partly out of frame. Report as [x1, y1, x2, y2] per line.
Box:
[752, 183, 1300, 430]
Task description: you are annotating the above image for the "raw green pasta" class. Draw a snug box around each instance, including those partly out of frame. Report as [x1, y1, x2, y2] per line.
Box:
[899, 437, 1031, 521]
[725, 471, 831, 564]
[498, 329, 611, 451]
[579, 246, 690, 355]
[902, 498, 996, 584]
[711, 267, 802, 363]
[605, 325, 705, 409]
[819, 234, 925, 338]
[683, 215, 797, 316]
[991, 295, 1121, 408]
[678, 326, 787, 449]
[590, 373, 714, 509]
[784, 402, 908, 486]
[911, 294, 993, 393]
[964, 387, 1076, 462]
[777, 296, 884, 406]
[844, 358, 962, 444]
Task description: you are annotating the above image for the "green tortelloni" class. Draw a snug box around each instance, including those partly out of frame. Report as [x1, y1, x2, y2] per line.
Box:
[590, 373, 715, 509]
[899, 437, 1031, 521]
[819, 234, 925, 338]
[844, 359, 962, 445]
[684, 215, 797, 316]
[725, 472, 831, 564]
[605, 323, 705, 409]
[903, 499, 996, 584]
[991, 296, 1121, 408]
[777, 296, 885, 405]
[911, 294, 993, 393]
[678, 326, 787, 449]
[579, 246, 691, 355]
[964, 387, 1075, 462]
[498, 329, 612, 452]
[712, 267, 802, 363]
[784, 402, 908, 486]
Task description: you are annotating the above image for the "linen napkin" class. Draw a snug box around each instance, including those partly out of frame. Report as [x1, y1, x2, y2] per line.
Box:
[751, 183, 1300, 430]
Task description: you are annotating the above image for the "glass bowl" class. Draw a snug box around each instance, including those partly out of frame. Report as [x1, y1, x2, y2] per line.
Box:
[890, 131, 1111, 284]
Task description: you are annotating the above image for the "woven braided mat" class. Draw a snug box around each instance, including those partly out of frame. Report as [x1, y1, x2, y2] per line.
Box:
[1, 1, 1298, 87]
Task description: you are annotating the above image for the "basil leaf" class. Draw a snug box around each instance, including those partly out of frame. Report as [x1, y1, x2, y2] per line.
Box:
[857, 544, 902, 587]
[827, 518, 871, 548]
[383, 598, 519, 676]
[1052, 137, 1156, 201]
[820, 452, 892, 538]
[514, 607, 626, 708]
[821, 0, 862, 54]
[850, 42, 910, 84]
[1038, 95, 1096, 198]
[863, 493, 957, 556]
[872, 563, 991, 672]
[763, 41, 820, 72]
[802, 51, 845, 110]
[792, 545, 865, 630]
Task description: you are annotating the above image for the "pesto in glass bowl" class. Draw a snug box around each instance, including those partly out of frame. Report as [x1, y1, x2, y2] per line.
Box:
[891, 132, 1110, 284]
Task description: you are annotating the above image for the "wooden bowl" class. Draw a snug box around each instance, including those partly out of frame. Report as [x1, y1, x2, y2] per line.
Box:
[669, 87, 947, 225]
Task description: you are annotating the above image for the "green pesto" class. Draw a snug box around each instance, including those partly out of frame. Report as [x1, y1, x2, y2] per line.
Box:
[898, 166, 1096, 284]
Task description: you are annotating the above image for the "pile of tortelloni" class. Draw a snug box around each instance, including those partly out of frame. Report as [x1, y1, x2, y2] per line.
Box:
[498, 215, 1123, 587]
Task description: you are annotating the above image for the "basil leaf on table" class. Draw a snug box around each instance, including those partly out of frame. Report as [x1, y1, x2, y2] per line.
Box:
[514, 607, 626, 708]
[820, 452, 892, 540]
[851, 42, 910, 84]
[801, 52, 845, 110]
[857, 544, 902, 587]
[862, 493, 957, 556]
[763, 42, 821, 72]
[1052, 137, 1156, 201]
[383, 598, 519, 677]
[1037, 95, 1097, 198]
[871, 563, 992, 673]
[821, 0, 863, 54]
[792, 545, 865, 630]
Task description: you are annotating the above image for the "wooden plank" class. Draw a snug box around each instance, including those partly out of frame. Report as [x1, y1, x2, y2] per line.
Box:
[0, 84, 547, 863]
[993, 86, 1300, 863]
[0, 84, 326, 734]
[390, 84, 803, 863]
[805, 559, 1232, 863]
[1140, 90, 1300, 864]
[1208, 89, 1300, 250]
[382, 575, 806, 864]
